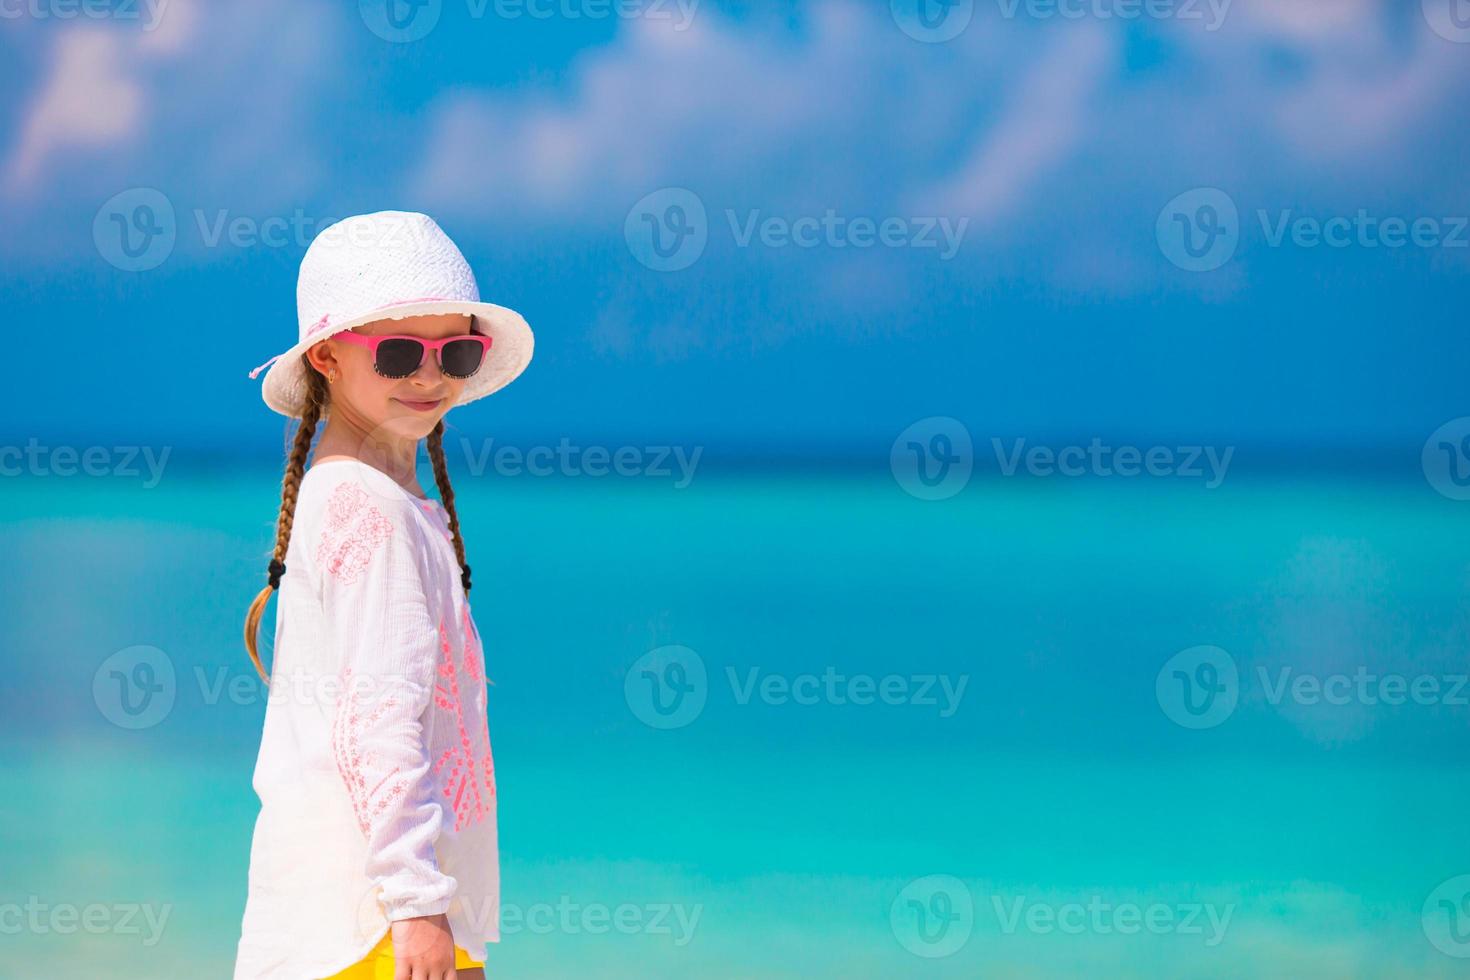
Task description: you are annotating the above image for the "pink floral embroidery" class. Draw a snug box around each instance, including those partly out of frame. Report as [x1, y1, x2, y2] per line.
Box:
[316, 481, 394, 585]
[331, 667, 410, 837]
[432, 615, 495, 831]
[461, 604, 484, 683]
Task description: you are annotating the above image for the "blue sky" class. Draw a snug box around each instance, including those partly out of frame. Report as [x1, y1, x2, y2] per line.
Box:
[1, 0, 1467, 457]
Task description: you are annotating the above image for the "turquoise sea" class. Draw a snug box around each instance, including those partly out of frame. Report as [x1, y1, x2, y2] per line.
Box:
[3, 452, 1468, 978]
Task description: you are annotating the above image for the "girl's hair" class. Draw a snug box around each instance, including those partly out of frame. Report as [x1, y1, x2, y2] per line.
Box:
[242, 357, 473, 684]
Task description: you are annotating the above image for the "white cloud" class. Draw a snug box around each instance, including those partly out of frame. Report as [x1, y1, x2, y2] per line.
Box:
[4, 29, 148, 192]
[408, 3, 1022, 221]
[905, 24, 1115, 227]
[2, 1, 198, 193]
[4, 0, 1466, 289]
[1, 0, 339, 258]
[407, 1, 1469, 284]
[1173, 0, 1466, 167]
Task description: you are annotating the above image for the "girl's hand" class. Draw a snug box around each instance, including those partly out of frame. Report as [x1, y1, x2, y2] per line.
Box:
[390, 912, 459, 980]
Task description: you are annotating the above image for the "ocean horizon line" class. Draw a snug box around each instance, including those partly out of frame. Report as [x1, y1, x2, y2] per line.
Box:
[0, 433, 1445, 482]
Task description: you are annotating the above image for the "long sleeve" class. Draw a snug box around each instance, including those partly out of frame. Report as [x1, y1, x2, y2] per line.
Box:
[316, 479, 458, 921]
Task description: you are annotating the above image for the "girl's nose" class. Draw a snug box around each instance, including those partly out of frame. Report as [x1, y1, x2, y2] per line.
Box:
[411, 347, 446, 383]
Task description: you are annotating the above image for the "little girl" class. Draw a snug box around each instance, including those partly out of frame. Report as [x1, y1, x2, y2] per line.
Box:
[234, 211, 533, 980]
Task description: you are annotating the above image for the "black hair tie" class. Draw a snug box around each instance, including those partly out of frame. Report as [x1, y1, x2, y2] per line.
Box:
[461, 564, 472, 592]
[267, 558, 286, 590]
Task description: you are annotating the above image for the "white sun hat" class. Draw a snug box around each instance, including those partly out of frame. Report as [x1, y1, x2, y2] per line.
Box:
[247, 210, 534, 418]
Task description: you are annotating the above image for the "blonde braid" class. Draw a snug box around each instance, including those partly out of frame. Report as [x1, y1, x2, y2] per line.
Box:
[427, 420, 472, 593]
[243, 362, 329, 683]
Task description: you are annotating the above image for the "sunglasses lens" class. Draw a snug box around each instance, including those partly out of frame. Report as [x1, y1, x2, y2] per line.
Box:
[441, 338, 487, 378]
[375, 338, 425, 378]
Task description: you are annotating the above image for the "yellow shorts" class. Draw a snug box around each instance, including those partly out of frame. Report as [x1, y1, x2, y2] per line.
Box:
[322, 929, 484, 978]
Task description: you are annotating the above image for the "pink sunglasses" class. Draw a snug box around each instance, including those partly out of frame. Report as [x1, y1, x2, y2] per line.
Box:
[333, 331, 493, 380]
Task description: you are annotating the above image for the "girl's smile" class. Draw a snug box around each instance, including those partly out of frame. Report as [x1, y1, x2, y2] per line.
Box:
[394, 396, 445, 413]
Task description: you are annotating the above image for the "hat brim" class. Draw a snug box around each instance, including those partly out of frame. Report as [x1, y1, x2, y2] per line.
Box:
[256, 300, 534, 418]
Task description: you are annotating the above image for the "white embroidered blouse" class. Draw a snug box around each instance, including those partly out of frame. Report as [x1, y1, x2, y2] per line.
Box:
[234, 458, 499, 980]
